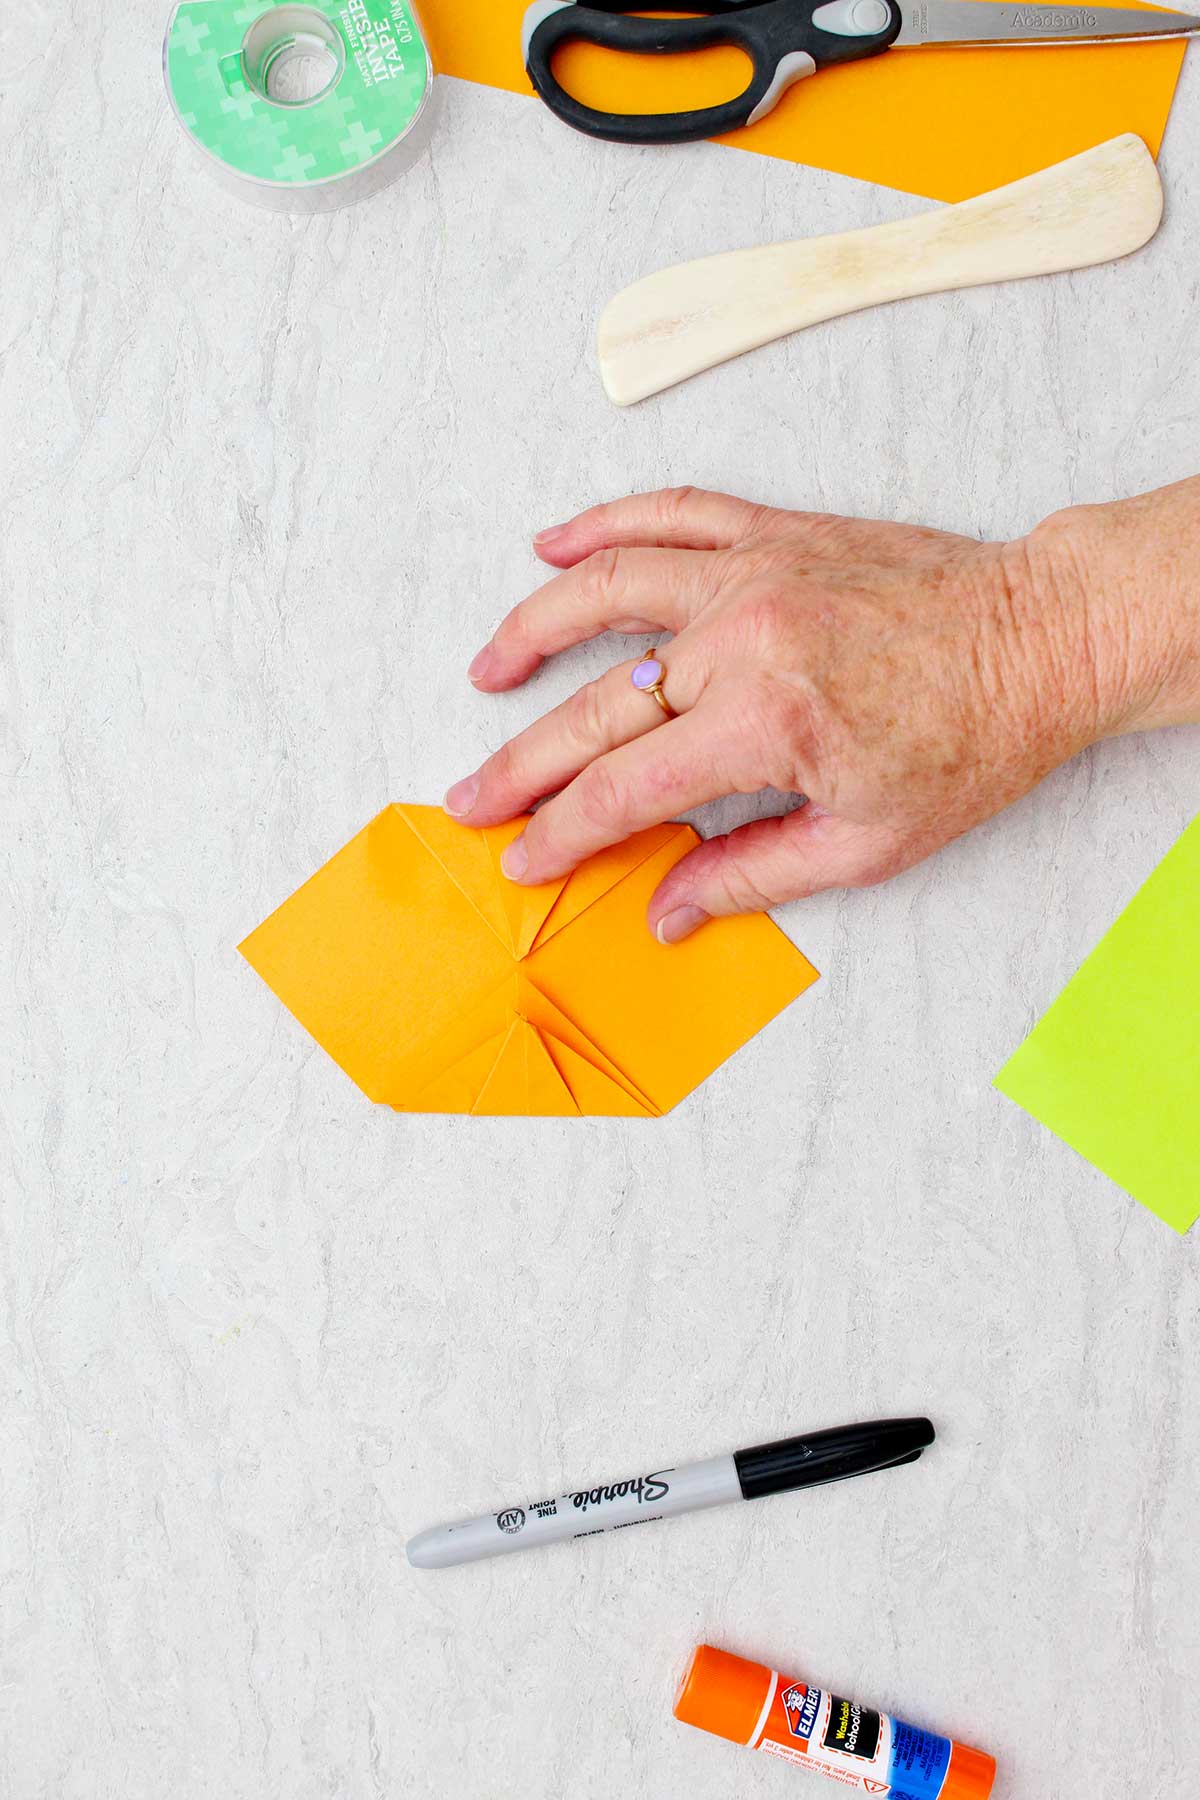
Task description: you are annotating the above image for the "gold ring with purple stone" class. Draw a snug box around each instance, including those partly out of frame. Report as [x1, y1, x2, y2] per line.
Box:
[630, 650, 676, 719]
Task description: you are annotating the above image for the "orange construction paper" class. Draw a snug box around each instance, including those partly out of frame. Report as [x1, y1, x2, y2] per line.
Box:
[239, 804, 819, 1116]
[422, 1, 1187, 201]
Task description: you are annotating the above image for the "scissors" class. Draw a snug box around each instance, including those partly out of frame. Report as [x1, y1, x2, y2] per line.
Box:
[521, 0, 1200, 143]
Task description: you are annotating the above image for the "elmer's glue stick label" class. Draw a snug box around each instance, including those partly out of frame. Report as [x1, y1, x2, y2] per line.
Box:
[674, 1645, 995, 1800]
[765, 1680, 947, 1793]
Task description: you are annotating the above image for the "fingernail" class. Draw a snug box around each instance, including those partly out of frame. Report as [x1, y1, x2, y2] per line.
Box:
[501, 835, 529, 882]
[468, 643, 494, 684]
[443, 772, 481, 817]
[655, 905, 710, 945]
[532, 523, 566, 547]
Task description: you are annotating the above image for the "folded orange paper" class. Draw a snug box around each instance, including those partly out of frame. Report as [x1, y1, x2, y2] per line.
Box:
[239, 805, 819, 1116]
[424, 3, 1186, 202]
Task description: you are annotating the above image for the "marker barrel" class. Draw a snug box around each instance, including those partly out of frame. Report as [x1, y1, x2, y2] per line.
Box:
[406, 1420, 935, 1570]
[675, 1644, 995, 1800]
[407, 1455, 741, 1567]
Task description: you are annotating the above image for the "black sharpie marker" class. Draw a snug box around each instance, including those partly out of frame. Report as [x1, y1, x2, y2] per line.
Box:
[406, 1418, 934, 1569]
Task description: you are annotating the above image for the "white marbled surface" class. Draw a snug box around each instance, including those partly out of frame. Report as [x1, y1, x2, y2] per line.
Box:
[3, 10, 1200, 1797]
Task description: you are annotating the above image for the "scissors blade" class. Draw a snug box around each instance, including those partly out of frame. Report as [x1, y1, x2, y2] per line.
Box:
[894, 0, 1200, 46]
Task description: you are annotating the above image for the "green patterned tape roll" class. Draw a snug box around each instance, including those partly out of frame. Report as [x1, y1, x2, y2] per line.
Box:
[164, 0, 433, 209]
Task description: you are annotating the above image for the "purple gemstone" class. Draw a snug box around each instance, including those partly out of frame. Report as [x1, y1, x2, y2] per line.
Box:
[632, 658, 663, 691]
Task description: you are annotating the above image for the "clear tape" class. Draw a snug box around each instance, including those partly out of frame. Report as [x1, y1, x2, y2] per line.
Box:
[163, 0, 436, 212]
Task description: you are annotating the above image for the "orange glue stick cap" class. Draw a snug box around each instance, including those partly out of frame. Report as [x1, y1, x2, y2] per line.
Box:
[943, 1741, 998, 1800]
[675, 1644, 995, 1799]
[675, 1645, 773, 1745]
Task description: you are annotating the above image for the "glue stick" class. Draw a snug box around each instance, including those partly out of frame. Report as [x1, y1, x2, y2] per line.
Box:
[675, 1644, 995, 1798]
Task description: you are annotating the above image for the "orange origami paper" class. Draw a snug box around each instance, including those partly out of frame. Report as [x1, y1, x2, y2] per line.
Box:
[423, 2, 1187, 203]
[239, 804, 818, 1116]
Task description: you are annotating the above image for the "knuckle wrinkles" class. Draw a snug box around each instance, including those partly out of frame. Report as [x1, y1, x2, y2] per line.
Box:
[715, 855, 775, 914]
[702, 546, 750, 597]
[488, 741, 519, 797]
[739, 503, 779, 542]
[569, 677, 610, 748]
[641, 755, 683, 805]
[581, 545, 623, 607]
[573, 760, 624, 831]
[495, 604, 528, 652]
[657, 485, 698, 527]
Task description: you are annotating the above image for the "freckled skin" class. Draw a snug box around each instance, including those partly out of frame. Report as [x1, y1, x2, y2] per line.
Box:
[447, 481, 1200, 934]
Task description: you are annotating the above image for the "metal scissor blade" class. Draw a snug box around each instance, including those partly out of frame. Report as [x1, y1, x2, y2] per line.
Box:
[894, 0, 1200, 46]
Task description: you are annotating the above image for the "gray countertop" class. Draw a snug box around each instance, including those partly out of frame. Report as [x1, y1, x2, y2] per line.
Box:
[4, 20, 1199, 1797]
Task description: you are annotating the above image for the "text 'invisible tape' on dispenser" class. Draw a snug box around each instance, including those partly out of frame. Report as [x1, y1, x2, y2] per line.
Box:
[163, 0, 435, 210]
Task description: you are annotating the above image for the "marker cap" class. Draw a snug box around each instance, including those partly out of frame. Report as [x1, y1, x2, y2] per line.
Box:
[733, 1417, 935, 1499]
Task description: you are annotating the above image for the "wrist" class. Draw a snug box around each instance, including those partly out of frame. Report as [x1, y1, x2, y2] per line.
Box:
[1020, 481, 1200, 739]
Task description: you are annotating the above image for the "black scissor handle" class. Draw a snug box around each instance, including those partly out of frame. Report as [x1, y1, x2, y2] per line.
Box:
[522, 0, 902, 145]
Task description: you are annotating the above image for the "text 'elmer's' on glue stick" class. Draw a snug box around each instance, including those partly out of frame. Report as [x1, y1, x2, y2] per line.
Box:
[674, 1644, 995, 1799]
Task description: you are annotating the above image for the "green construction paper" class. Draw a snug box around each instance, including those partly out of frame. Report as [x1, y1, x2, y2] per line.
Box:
[995, 814, 1200, 1235]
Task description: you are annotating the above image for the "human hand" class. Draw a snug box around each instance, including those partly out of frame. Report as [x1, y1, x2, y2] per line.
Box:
[444, 482, 1200, 941]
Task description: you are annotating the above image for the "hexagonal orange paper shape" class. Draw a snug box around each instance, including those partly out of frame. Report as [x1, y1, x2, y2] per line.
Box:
[239, 805, 819, 1116]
